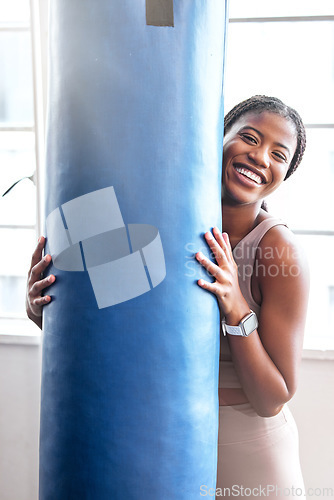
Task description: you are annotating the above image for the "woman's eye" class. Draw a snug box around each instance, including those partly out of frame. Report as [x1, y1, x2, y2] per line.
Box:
[273, 152, 287, 162]
[241, 134, 257, 144]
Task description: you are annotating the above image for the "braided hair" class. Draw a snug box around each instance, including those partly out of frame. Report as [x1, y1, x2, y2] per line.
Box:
[224, 95, 306, 181]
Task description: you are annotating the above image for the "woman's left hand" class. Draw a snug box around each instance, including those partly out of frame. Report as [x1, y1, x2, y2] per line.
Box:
[195, 227, 246, 317]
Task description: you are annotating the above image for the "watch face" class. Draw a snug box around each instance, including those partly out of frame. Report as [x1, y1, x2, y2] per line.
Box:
[242, 313, 258, 336]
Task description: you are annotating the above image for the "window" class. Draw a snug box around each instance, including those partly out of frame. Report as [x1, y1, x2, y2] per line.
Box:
[1, 1, 332, 350]
[0, 0, 44, 333]
[225, 1, 334, 350]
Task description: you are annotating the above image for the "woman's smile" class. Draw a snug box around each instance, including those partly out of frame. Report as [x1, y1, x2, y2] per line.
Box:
[233, 163, 267, 185]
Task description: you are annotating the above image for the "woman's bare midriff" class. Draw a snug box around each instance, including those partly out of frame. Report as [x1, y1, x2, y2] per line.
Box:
[219, 388, 249, 406]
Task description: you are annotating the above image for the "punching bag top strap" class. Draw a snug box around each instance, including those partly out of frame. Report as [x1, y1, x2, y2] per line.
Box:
[146, 0, 174, 27]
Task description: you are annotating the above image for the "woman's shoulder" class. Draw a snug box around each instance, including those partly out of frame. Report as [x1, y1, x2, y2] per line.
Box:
[256, 215, 308, 279]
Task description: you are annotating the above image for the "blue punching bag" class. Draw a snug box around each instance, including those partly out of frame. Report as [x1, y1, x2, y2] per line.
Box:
[40, 1, 228, 498]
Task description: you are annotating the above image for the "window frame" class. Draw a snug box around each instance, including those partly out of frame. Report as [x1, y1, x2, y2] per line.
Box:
[0, 0, 45, 341]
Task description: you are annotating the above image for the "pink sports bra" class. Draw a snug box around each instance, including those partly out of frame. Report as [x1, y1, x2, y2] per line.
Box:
[219, 218, 288, 389]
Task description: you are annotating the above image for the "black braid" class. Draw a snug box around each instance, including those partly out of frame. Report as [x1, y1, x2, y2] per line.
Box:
[224, 95, 306, 181]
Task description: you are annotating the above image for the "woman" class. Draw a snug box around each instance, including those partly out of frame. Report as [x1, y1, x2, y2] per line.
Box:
[195, 96, 309, 498]
[26, 95, 309, 497]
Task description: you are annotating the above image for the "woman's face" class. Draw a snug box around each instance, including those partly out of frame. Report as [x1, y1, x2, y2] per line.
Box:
[222, 111, 298, 206]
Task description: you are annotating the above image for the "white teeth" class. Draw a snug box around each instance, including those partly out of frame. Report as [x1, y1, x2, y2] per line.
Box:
[235, 166, 262, 185]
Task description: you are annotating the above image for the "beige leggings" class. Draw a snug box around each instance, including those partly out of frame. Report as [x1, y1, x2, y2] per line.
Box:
[217, 403, 305, 499]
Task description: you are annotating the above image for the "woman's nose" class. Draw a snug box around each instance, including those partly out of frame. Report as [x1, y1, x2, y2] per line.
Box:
[248, 147, 270, 168]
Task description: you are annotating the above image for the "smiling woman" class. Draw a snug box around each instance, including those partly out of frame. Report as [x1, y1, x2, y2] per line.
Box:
[225, 6, 334, 358]
[222, 112, 297, 203]
[223, 96, 306, 179]
[195, 96, 309, 497]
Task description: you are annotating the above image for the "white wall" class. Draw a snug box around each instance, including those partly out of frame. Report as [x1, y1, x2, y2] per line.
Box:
[289, 358, 334, 495]
[0, 342, 333, 500]
[0, 340, 41, 500]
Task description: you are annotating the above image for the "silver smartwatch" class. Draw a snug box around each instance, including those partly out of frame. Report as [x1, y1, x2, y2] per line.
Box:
[222, 310, 258, 337]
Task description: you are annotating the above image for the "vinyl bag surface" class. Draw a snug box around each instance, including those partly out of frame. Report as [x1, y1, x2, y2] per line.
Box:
[40, 1, 228, 498]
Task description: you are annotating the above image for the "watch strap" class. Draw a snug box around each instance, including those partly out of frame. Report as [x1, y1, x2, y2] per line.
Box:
[222, 323, 244, 336]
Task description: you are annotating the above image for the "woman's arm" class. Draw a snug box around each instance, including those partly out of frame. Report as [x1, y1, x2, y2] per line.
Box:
[26, 236, 56, 330]
[196, 226, 309, 417]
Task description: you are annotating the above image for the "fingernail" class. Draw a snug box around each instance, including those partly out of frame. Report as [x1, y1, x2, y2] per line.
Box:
[206, 232, 213, 239]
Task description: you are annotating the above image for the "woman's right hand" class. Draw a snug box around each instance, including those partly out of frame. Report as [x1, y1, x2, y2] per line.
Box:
[26, 236, 56, 329]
